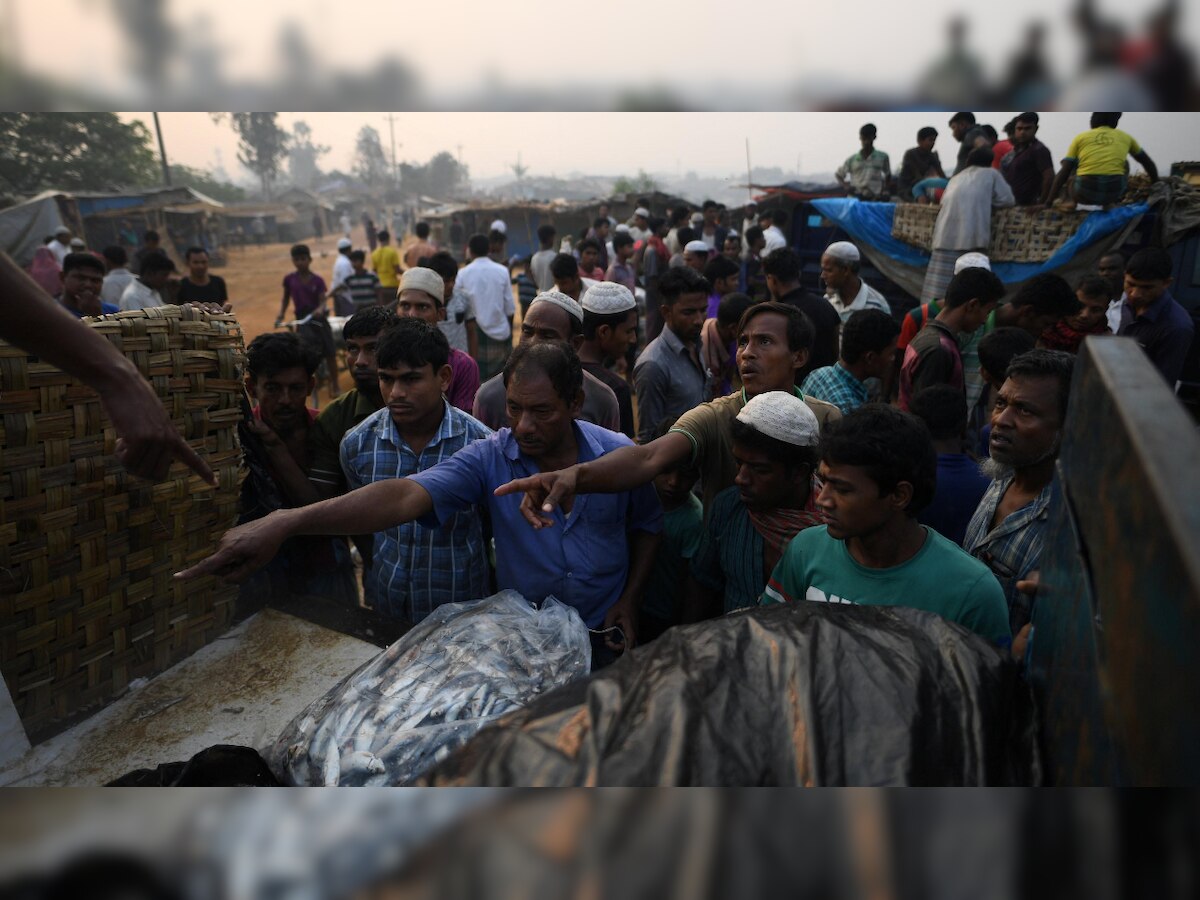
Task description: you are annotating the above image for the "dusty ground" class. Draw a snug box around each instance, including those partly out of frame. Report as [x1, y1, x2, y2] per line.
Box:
[214, 227, 521, 407]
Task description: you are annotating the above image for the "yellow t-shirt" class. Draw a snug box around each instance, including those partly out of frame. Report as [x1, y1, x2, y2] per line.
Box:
[1064, 127, 1142, 177]
[371, 245, 402, 288]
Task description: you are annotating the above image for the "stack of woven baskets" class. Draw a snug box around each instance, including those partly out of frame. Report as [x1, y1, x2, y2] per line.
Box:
[892, 204, 1091, 263]
[0, 306, 244, 742]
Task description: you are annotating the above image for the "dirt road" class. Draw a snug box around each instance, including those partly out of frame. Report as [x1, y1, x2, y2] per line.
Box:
[215, 228, 520, 407]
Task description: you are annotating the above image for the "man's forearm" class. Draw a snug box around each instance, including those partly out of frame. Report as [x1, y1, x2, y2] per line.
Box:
[575, 432, 690, 495]
[279, 478, 434, 538]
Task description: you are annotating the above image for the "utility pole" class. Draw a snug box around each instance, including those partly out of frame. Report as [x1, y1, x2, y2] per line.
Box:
[385, 113, 400, 190]
[745, 138, 752, 200]
[153, 112, 172, 187]
[456, 144, 463, 167]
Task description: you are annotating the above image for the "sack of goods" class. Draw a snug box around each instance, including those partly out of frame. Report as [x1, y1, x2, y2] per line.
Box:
[269, 591, 591, 786]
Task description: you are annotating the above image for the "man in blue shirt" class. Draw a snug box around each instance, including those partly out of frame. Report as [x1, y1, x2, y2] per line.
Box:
[176, 342, 662, 667]
[339, 318, 493, 622]
[910, 384, 990, 546]
[1117, 247, 1195, 389]
[58, 253, 119, 317]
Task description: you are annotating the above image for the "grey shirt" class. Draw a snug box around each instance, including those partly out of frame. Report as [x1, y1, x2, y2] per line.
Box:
[633, 326, 707, 444]
[530, 249, 557, 293]
[471, 368, 621, 432]
[438, 285, 475, 353]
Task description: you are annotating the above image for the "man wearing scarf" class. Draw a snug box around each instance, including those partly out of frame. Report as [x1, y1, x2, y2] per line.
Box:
[684, 391, 825, 619]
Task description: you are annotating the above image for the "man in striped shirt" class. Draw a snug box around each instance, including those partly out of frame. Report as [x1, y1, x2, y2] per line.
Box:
[339, 318, 492, 622]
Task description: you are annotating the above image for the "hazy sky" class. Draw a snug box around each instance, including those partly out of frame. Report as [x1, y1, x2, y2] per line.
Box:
[26, 0, 1198, 102]
[123, 112, 1197, 185]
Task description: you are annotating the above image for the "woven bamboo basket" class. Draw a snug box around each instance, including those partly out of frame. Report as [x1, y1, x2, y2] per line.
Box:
[893, 204, 1091, 262]
[0, 306, 244, 743]
[891, 203, 939, 249]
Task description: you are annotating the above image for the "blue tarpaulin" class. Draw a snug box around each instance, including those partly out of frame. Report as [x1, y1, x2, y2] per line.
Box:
[810, 198, 1150, 283]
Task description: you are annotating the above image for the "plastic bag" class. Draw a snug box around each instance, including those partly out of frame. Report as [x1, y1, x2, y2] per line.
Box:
[269, 590, 591, 786]
[417, 602, 1039, 786]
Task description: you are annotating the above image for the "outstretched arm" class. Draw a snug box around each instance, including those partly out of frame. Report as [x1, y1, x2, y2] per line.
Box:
[1047, 158, 1077, 204]
[493, 431, 693, 528]
[1132, 149, 1158, 182]
[175, 478, 434, 583]
[0, 252, 216, 485]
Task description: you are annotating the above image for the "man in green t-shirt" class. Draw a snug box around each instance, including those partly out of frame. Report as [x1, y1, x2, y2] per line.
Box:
[762, 405, 1010, 647]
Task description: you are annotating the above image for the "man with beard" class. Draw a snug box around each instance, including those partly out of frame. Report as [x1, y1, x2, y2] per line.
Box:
[763, 404, 1010, 647]
[634, 266, 709, 443]
[999, 111, 1055, 207]
[965, 349, 1074, 640]
[686, 391, 826, 620]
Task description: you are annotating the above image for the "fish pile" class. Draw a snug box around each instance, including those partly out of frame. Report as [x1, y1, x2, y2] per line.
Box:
[269, 591, 591, 786]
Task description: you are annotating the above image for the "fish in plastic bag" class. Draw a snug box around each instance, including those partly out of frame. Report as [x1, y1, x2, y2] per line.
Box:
[269, 590, 591, 785]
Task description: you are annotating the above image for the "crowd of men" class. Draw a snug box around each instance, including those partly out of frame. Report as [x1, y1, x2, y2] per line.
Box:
[22, 110, 1186, 679]
[175, 109, 1194, 679]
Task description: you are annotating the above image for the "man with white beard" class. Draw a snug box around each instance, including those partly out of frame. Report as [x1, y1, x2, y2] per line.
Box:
[964, 349, 1074, 647]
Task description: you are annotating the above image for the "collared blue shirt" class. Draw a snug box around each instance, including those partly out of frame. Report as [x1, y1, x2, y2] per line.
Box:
[801, 362, 868, 414]
[1118, 289, 1195, 387]
[963, 474, 1054, 634]
[410, 421, 663, 627]
[340, 401, 493, 622]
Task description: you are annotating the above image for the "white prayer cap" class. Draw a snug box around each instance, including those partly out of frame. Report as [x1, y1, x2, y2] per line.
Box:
[69, 238, 86, 249]
[54, 226, 70, 237]
[684, 240, 710, 254]
[954, 251, 991, 273]
[530, 289, 584, 322]
[746, 199, 758, 207]
[489, 219, 507, 234]
[690, 212, 704, 224]
[634, 207, 651, 218]
[615, 223, 631, 233]
[581, 281, 636, 315]
[824, 241, 860, 263]
[399, 266, 445, 303]
[337, 237, 352, 249]
[735, 391, 820, 447]
[726, 230, 740, 240]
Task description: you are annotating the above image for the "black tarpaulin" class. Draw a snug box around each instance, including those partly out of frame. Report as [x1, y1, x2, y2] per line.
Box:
[418, 603, 1039, 786]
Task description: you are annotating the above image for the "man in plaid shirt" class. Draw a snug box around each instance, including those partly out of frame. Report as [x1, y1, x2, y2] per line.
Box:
[339, 318, 493, 622]
[801, 310, 899, 415]
[965, 349, 1073, 642]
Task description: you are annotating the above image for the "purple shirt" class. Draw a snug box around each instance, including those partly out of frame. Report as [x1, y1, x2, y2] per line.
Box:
[706, 292, 722, 320]
[447, 348, 481, 414]
[605, 260, 637, 293]
[282, 271, 327, 317]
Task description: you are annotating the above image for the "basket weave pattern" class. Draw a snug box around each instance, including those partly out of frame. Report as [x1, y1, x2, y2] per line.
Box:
[892, 204, 1090, 262]
[0, 306, 244, 742]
